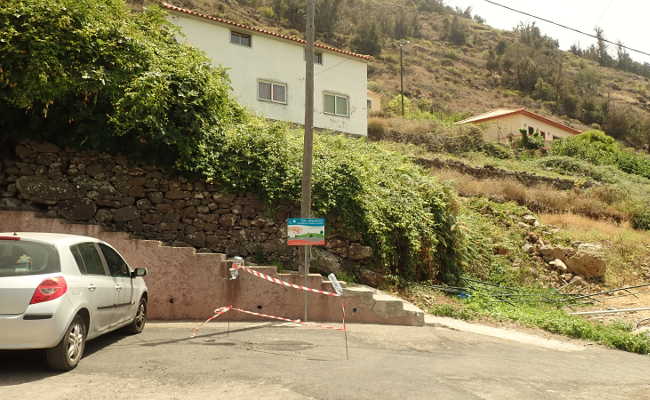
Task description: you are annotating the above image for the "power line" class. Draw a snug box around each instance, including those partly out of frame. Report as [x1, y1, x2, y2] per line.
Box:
[483, 0, 650, 58]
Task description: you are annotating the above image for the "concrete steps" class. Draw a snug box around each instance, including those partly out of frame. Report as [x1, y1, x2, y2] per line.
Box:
[247, 266, 424, 326]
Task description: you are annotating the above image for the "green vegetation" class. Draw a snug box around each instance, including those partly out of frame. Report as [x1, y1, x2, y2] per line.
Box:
[3, 0, 649, 352]
[0, 0, 246, 165]
[0, 0, 469, 284]
[414, 287, 650, 354]
[551, 130, 650, 179]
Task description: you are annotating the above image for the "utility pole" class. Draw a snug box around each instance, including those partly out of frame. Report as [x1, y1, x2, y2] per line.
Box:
[301, 0, 315, 322]
[399, 40, 409, 117]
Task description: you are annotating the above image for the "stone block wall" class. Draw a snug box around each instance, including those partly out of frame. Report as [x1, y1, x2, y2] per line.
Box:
[0, 141, 375, 275]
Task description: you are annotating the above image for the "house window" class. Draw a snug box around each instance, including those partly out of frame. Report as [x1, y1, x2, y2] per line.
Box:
[230, 31, 251, 47]
[528, 126, 535, 135]
[304, 49, 323, 65]
[324, 93, 349, 117]
[258, 80, 287, 104]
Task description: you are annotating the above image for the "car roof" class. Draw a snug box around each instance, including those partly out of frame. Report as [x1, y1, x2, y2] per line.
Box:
[0, 232, 102, 247]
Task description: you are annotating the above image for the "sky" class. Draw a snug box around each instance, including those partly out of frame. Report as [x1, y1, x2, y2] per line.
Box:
[443, 0, 650, 64]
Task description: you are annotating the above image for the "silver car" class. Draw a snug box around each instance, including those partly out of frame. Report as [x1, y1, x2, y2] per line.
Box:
[0, 233, 148, 371]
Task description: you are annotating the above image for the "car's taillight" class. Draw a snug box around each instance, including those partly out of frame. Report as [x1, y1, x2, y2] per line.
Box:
[0, 236, 20, 240]
[30, 277, 68, 304]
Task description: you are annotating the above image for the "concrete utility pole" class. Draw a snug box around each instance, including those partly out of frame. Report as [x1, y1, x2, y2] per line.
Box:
[399, 40, 409, 117]
[301, 0, 316, 322]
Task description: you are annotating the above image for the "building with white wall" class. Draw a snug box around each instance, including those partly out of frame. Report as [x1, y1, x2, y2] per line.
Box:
[456, 108, 582, 144]
[161, 3, 370, 136]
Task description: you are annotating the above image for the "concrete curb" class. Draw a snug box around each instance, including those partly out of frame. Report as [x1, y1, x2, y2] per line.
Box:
[425, 315, 585, 352]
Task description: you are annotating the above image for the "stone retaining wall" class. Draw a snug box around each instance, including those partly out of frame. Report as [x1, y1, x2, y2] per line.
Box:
[0, 141, 374, 273]
[415, 157, 592, 190]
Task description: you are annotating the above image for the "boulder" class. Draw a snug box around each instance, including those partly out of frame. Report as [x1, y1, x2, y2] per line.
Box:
[219, 214, 237, 227]
[538, 246, 573, 262]
[63, 198, 97, 221]
[359, 269, 384, 287]
[522, 243, 535, 254]
[548, 258, 568, 272]
[310, 248, 342, 275]
[16, 176, 78, 204]
[565, 253, 606, 279]
[113, 206, 139, 222]
[348, 243, 373, 260]
[522, 215, 539, 227]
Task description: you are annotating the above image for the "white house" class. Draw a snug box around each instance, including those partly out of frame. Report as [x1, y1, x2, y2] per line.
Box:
[456, 108, 582, 143]
[161, 3, 370, 136]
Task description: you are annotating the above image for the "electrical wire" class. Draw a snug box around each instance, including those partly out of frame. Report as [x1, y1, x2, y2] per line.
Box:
[483, 0, 650, 58]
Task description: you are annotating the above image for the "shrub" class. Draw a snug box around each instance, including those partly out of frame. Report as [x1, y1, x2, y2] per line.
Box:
[631, 208, 650, 231]
[214, 126, 466, 283]
[551, 130, 650, 179]
[0, 0, 245, 166]
[536, 156, 613, 183]
[482, 142, 514, 159]
[367, 118, 387, 141]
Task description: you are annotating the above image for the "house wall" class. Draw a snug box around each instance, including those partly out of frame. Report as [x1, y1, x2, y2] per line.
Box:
[169, 13, 368, 136]
[367, 91, 382, 114]
[478, 114, 576, 144]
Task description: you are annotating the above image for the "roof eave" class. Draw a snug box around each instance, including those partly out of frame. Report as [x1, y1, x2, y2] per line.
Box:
[160, 2, 371, 62]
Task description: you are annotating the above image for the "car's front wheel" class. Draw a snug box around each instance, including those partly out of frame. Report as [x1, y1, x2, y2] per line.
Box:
[46, 314, 86, 371]
[123, 297, 147, 335]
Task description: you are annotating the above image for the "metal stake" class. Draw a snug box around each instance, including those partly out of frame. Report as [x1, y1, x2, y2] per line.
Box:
[304, 245, 310, 322]
[342, 302, 349, 360]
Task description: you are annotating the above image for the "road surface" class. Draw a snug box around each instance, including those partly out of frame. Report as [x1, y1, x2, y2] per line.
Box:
[1, 321, 648, 399]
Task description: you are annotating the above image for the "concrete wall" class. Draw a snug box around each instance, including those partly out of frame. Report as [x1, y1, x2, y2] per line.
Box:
[169, 12, 368, 136]
[479, 114, 575, 144]
[0, 211, 420, 325]
[367, 91, 382, 114]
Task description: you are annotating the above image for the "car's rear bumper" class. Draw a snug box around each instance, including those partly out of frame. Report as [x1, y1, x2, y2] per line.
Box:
[0, 299, 71, 350]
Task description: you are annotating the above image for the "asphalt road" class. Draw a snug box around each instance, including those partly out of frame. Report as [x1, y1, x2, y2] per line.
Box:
[1, 321, 649, 400]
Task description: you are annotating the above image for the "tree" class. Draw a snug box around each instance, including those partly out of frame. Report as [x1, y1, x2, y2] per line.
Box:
[616, 41, 633, 72]
[351, 23, 381, 56]
[446, 16, 468, 46]
[594, 27, 613, 67]
[315, 0, 341, 38]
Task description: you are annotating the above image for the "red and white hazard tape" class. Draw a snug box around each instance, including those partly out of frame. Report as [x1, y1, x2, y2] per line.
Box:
[192, 305, 345, 337]
[234, 265, 341, 297]
[231, 307, 302, 324]
[191, 306, 232, 337]
[231, 307, 344, 331]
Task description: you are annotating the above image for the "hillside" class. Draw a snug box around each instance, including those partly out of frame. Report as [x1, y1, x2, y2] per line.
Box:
[164, 0, 650, 150]
[3, 0, 650, 352]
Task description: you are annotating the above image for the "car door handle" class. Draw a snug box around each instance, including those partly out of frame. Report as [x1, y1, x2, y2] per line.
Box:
[88, 284, 97, 292]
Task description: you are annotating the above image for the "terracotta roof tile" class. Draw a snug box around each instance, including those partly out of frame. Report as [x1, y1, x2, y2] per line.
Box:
[456, 108, 582, 135]
[160, 2, 372, 61]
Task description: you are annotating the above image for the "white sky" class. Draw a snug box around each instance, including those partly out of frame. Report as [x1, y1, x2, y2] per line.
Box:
[443, 0, 650, 64]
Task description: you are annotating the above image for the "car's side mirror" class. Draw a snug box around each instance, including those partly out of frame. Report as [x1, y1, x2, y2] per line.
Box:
[132, 267, 147, 278]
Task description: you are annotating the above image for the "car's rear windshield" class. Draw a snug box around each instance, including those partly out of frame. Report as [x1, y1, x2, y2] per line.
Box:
[0, 240, 60, 277]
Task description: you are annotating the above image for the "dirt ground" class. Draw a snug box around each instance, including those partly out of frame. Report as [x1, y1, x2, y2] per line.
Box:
[1, 321, 649, 400]
[573, 286, 650, 329]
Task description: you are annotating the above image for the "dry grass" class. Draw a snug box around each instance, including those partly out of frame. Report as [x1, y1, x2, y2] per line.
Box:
[540, 213, 650, 287]
[433, 168, 627, 222]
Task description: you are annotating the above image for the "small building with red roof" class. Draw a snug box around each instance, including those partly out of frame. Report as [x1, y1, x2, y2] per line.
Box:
[456, 108, 582, 144]
[160, 2, 370, 136]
